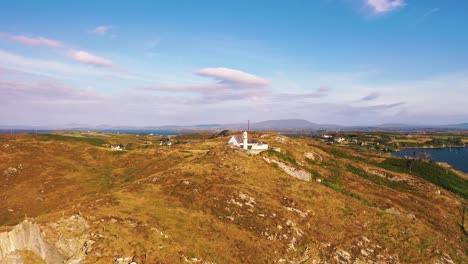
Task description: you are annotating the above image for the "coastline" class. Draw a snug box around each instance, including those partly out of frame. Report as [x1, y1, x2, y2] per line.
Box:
[437, 161, 468, 180]
[391, 147, 468, 175]
[395, 145, 467, 151]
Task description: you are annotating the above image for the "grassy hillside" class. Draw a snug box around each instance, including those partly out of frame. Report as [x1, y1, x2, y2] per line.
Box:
[378, 158, 468, 198]
[0, 132, 466, 263]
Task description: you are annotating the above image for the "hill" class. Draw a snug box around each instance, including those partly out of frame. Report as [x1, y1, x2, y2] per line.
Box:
[0, 132, 467, 263]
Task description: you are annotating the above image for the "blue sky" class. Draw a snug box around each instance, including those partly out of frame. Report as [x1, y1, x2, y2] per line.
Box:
[1, 0, 467, 126]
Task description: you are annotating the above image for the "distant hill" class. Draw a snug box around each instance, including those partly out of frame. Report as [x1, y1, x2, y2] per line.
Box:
[442, 123, 468, 129]
[377, 123, 421, 128]
[216, 119, 344, 130]
[1, 120, 467, 132]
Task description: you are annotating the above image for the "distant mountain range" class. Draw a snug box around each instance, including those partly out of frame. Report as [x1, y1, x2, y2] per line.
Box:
[1, 119, 468, 132]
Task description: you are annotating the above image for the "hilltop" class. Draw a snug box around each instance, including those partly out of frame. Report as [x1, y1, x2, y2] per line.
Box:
[0, 132, 467, 263]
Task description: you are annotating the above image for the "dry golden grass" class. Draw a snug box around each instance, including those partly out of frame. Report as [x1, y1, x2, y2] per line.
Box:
[0, 132, 466, 263]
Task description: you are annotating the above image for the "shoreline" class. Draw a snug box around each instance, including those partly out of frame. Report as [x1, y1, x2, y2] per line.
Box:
[391, 147, 468, 175]
[395, 145, 467, 151]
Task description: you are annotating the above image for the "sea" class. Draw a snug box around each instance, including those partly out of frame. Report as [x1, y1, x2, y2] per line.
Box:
[392, 147, 468, 173]
[0, 129, 186, 135]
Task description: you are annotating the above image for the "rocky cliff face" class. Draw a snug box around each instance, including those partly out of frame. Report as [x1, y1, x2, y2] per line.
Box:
[0, 215, 90, 264]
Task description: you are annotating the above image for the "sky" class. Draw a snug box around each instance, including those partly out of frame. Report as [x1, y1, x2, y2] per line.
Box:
[0, 0, 467, 126]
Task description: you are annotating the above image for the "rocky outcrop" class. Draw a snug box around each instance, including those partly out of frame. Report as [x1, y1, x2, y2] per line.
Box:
[0, 220, 64, 263]
[0, 215, 91, 264]
[263, 157, 311, 182]
[385, 207, 416, 220]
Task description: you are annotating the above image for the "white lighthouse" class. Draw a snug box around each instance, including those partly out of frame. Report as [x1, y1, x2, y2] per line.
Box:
[243, 131, 248, 149]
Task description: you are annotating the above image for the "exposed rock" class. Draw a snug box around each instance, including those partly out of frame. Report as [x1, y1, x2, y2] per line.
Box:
[0, 220, 64, 263]
[385, 207, 417, 220]
[0, 215, 91, 264]
[275, 136, 289, 144]
[305, 152, 315, 160]
[334, 248, 351, 264]
[238, 192, 255, 208]
[2, 167, 17, 178]
[0, 251, 24, 264]
[114, 256, 134, 264]
[284, 207, 309, 218]
[263, 157, 311, 182]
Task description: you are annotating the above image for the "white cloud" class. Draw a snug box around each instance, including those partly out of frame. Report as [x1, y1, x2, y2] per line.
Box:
[138, 67, 270, 103]
[89, 25, 113, 35]
[195, 67, 270, 86]
[0, 32, 63, 47]
[68, 50, 113, 67]
[0, 49, 106, 78]
[366, 0, 406, 13]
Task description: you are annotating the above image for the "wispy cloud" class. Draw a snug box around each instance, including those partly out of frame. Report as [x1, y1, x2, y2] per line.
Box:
[0, 49, 106, 78]
[89, 25, 113, 35]
[366, 0, 406, 13]
[317, 86, 332, 93]
[361, 92, 380, 101]
[0, 78, 102, 103]
[68, 50, 113, 67]
[274, 87, 330, 101]
[1, 32, 115, 68]
[194, 67, 270, 86]
[0, 32, 63, 47]
[422, 8, 440, 19]
[138, 67, 270, 103]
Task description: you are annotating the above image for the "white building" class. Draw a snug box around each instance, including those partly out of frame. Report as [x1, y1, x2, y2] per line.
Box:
[228, 131, 268, 150]
[111, 145, 123, 151]
[334, 137, 346, 143]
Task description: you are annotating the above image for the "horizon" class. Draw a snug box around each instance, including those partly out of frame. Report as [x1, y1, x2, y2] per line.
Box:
[1, 118, 467, 130]
[1, 1, 468, 126]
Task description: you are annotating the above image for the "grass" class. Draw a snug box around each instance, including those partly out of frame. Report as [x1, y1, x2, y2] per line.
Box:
[321, 178, 378, 208]
[346, 164, 413, 191]
[1, 132, 467, 263]
[38, 134, 106, 146]
[123, 168, 137, 183]
[305, 157, 318, 165]
[329, 148, 367, 163]
[315, 162, 378, 208]
[263, 149, 298, 166]
[378, 158, 468, 198]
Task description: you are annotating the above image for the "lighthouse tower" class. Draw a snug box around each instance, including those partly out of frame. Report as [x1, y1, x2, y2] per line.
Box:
[243, 131, 248, 149]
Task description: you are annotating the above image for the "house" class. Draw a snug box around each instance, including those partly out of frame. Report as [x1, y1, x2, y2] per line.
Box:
[111, 145, 124, 151]
[334, 137, 346, 143]
[322, 134, 332, 139]
[228, 131, 268, 150]
[159, 138, 173, 146]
